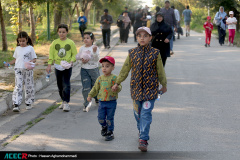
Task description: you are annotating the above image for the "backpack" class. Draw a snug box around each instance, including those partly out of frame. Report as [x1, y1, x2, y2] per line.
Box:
[213, 12, 221, 26]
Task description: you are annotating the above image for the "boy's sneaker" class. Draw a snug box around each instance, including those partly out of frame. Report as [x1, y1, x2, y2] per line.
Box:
[26, 104, 32, 110]
[101, 126, 108, 136]
[13, 104, 20, 112]
[138, 139, 148, 152]
[63, 102, 70, 112]
[59, 102, 63, 109]
[105, 131, 114, 141]
[83, 107, 87, 112]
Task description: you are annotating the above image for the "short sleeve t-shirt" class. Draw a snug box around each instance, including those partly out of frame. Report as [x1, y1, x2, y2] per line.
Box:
[183, 9, 192, 22]
[13, 46, 37, 69]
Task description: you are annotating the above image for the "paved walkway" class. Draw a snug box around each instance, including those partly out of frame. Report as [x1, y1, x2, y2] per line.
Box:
[0, 29, 240, 159]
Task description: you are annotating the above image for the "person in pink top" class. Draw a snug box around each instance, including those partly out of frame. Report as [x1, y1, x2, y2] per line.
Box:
[226, 11, 237, 46]
[203, 16, 213, 47]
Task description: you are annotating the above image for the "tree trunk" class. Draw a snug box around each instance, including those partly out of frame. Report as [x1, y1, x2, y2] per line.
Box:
[29, 4, 36, 43]
[76, 3, 80, 18]
[0, 0, 8, 51]
[68, 3, 77, 30]
[96, 10, 100, 22]
[84, 1, 93, 20]
[54, 2, 63, 31]
[18, 0, 22, 32]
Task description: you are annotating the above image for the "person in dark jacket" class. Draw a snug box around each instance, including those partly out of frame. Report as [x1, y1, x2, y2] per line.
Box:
[150, 12, 173, 67]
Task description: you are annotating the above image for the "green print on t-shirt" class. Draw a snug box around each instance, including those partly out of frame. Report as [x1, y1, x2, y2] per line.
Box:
[55, 44, 71, 58]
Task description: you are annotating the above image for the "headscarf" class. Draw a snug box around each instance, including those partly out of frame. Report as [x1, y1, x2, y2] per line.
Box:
[123, 12, 131, 29]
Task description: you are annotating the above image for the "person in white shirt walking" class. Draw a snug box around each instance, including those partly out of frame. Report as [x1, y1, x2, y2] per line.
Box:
[226, 11, 237, 46]
[76, 32, 100, 111]
[4, 31, 37, 112]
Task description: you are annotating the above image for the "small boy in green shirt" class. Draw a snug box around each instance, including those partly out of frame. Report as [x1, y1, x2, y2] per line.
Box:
[87, 56, 121, 141]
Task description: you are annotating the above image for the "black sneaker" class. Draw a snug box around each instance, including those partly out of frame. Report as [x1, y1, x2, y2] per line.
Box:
[208, 44, 210, 47]
[107, 46, 111, 49]
[105, 131, 114, 141]
[205, 44, 207, 47]
[138, 139, 148, 152]
[101, 126, 108, 136]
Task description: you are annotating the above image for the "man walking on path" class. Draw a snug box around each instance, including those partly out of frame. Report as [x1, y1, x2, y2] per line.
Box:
[182, 5, 192, 37]
[160, 0, 176, 55]
[100, 9, 113, 49]
[171, 6, 180, 41]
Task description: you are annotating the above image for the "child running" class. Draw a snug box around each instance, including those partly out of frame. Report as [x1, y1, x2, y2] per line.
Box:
[46, 24, 77, 112]
[77, 32, 100, 112]
[112, 27, 167, 152]
[4, 31, 37, 112]
[87, 56, 122, 141]
[203, 16, 213, 47]
[226, 11, 237, 46]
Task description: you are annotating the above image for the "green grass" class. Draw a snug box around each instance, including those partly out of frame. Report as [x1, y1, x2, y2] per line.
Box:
[2, 142, 9, 147]
[26, 121, 33, 125]
[34, 117, 45, 123]
[42, 104, 60, 115]
[11, 135, 19, 141]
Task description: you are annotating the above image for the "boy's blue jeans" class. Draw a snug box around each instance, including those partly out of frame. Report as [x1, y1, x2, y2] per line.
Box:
[98, 100, 117, 131]
[81, 68, 100, 107]
[133, 99, 155, 141]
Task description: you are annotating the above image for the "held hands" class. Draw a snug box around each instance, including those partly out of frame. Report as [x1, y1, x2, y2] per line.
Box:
[159, 86, 167, 94]
[87, 97, 92, 102]
[112, 84, 118, 92]
[93, 45, 97, 52]
[164, 39, 170, 43]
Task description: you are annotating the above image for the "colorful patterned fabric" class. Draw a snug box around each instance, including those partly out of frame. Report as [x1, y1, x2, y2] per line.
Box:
[129, 45, 159, 101]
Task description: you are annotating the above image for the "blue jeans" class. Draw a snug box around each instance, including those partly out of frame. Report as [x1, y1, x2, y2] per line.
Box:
[55, 68, 72, 103]
[133, 99, 155, 141]
[98, 100, 117, 131]
[170, 26, 174, 51]
[81, 68, 100, 107]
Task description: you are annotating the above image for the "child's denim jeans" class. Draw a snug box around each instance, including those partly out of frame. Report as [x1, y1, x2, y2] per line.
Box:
[98, 100, 117, 131]
[81, 68, 100, 107]
[133, 99, 155, 141]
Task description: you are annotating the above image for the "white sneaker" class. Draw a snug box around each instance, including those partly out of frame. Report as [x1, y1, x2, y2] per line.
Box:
[13, 107, 20, 112]
[83, 107, 87, 112]
[228, 42, 231, 46]
[232, 43, 234, 47]
[26, 104, 32, 110]
[63, 103, 70, 112]
[59, 102, 63, 109]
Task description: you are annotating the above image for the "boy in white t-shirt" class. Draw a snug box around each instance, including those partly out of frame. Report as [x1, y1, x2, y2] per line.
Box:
[226, 11, 237, 46]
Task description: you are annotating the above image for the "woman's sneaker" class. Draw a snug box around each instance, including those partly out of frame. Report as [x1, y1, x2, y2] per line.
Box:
[13, 104, 20, 112]
[105, 131, 114, 141]
[138, 139, 148, 152]
[63, 102, 70, 112]
[26, 104, 32, 110]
